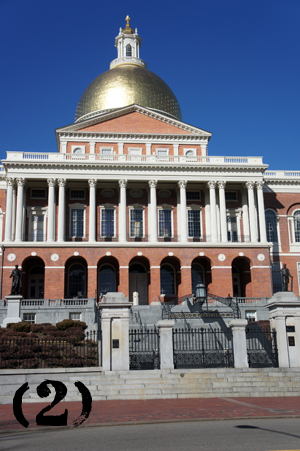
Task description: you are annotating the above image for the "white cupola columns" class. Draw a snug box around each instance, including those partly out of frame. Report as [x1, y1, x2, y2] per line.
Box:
[246, 181, 258, 242]
[148, 180, 158, 242]
[4, 178, 14, 242]
[178, 180, 187, 242]
[88, 179, 97, 242]
[15, 178, 25, 242]
[57, 179, 66, 242]
[118, 179, 127, 242]
[256, 181, 267, 242]
[218, 181, 228, 243]
[208, 181, 218, 242]
[47, 178, 56, 242]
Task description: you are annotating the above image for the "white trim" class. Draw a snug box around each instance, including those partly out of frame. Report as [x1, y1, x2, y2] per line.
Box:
[100, 146, 114, 155]
[158, 205, 173, 238]
[87, 266, 98, 268]
[187, 205, 202, 239]
[45, 266, 65, 269]
[250, 266, 270, 269]
[150, 266, 160, 269]
[120, 266, 129, 269]
[69, 203, 86, 239]
[211, 266, 232, 269]
[181, 266, 191, 269]
[3, 266, 22, 269]
[100, 204, 116, 238]
[26, 206, 48, 242]
[129, 205, 145, 238]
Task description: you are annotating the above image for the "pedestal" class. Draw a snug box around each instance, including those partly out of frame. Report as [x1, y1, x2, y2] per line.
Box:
[229, 319, 249, 368]
[2, 295, 23, 327]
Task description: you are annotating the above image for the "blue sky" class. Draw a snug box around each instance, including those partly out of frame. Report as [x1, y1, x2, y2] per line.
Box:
[0, 0, 299, 170]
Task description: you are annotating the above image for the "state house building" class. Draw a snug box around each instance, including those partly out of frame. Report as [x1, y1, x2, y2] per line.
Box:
[0, 18, 300, 308]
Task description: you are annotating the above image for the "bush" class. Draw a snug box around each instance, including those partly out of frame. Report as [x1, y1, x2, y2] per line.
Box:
[56, 319, 87, 331]
[7, 322, 31, 333]
[31, 323, 54, 334]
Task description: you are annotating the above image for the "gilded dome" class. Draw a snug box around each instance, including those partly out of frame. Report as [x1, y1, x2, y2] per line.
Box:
[75, 65, 182, 122]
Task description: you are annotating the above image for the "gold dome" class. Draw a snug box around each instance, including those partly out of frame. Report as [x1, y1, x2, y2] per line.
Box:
[75, 65, 182, 122]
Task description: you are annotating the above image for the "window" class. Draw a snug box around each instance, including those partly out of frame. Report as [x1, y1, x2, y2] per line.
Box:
[227, 216, 238, 242]
[130, 208, 143, 237]
[101, 208, 115, 237]
[225, 192, 237, 201]
[187, 191, 200, 201]
[188, 209, 201, 238]
[23, 314, 36, 324]
[99, 265, 116, 294]
[126, 44, 132, 56]
[31, 215, 44, 241]
[31, 189, 46, 199]
[160, 264, 175, 295]
[185, 149, 196, 157]
[70, 208, 84, 237]
[100, 147, 113, 155]
[265, 210, 278, 243]
[245, 311, 256, 322]
[158, 209, 172, 238]
[191, 263, 204, 295]
[68, 264, 86, 297]
[294, 210, 300, 242]
[156, 149, 169, 161]
[70, 190, 85, 200]
[70, 313, 81, 321]
[73, 147, 83, 154]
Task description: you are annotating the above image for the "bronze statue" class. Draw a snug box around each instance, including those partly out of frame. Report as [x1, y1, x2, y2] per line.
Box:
[10, 265, 22, 295]
[280, 263, 293, 292]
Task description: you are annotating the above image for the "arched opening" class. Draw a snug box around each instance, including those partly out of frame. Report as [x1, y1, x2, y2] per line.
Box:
[191, 257, 211, 294]
[129, 257, 150, 305]
[22, 257, 45, 299]
[65, 257, 87, 298]
[191, 263, 205, 295]
[97, 256, 119, 296]
[231, 257, 251, 297]
[160, 257, 180, 302]
[126, 44, 132, 56]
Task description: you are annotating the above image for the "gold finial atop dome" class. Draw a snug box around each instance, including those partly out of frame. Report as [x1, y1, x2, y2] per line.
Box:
[123, 15, 134, 34]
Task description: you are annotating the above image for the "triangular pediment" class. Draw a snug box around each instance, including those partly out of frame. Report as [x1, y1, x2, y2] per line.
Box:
[56, 105, 212, 138]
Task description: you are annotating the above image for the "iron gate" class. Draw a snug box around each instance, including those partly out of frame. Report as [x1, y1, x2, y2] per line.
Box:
[246, 325, 278, 368]
[173, 327, 234, 369]
[129, 328, 160, 370]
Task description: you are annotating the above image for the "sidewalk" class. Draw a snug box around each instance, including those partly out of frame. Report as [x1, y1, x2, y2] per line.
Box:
[1, 397, 300, 432]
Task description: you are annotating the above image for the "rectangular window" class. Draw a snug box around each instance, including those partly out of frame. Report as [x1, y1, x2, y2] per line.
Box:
[69, 313, 81, 321]
[227, 216, 238, 242]
[101, 148, 113, 155]
[225, 191, 237, 201]
[71, 209, 84, 237]
[159, 209, 172, 238]
[188, 209, 201, 238]
[187, 191, 200, 201]
[245, 311, 256, 322]
[101, 208, 115, 237]
[31, 189, 46, 199]
[23, 313, 36, 324]
[32, 215, 44, 241]
[70, 190, 85, 200]
[130, 209, 143, 237]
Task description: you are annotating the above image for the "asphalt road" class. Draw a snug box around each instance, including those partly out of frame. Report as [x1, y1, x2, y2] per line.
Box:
[1, 418, 300, 451]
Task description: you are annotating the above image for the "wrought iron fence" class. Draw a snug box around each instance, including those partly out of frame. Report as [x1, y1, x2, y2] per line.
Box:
[0, 331, 98, 369]
[173, 327, 234, 369]
[246, 325, 278, 368]
[129, 328, 160, 370]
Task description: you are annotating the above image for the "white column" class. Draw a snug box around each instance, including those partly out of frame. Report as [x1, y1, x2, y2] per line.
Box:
[173, 144, 179, 156]
[118, 179, 127, 242]
[11, 185, 17, 241]
[88, 179, 97, 242]
[201, 142, 207, 157]
[15, 178, 25, 242]
[118, 142, 124, 155]
[4, 178, 14, 242]
[60, 141, 67, 153]
[218, 181, 227, 242]
[89, 141, 95, 154]
[256, 181, 267, 242]
[205, 189, 210, 241]
[242, 189, 250, 242]
[178, 180, 187, 242]
[47, 179, 56, 242]
[148, 180, 157, 242]
[57, 178, 66, 242]
[146, 143, 151, 156]
[246, 182, 257, 242]
[208, 181, 218, 242]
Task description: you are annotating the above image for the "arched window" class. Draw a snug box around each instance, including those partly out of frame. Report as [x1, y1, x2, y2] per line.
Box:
[160, 264, 175, 295]
[68, 263, 86, 297]
[73, 147, 83, 154]
[191, 263, 204, 295]
[294, 210, 300, 242]
[265, 210, 278, 243]
[98, 265, 116, 294]
[126, 44, 132, 56]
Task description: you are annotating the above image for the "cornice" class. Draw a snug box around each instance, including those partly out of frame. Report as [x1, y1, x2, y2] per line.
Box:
[57, 131, 209, 142]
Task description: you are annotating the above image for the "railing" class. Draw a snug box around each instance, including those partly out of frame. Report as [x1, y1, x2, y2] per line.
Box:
[6, 151, 264, 166]
[20, 298, 91, 307]
[0, 331, 98, 369]
[129, 328, 160, 370]
[246, 324, 278, 368]
[265, 170, 300, 178]
[173, 327, 234, 369]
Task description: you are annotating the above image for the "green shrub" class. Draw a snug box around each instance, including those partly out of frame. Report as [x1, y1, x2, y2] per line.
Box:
[7, 322, 31, 333]
[56, 319, 87, 331]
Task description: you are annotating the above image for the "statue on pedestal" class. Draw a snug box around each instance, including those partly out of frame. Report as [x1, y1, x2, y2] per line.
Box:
[280, 264, 293, 292]
[10, 265, 22, 295]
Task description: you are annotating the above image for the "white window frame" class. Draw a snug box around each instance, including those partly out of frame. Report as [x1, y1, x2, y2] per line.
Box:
[184, 148, 197, 157]
[297, 262, 300, 296]
[128, 147, 142, 156]
[27, 207, 47, 242]
[100, 204, 116, 238]
[265, 208, 281, 251]
[23, 313, 36, 324]
[187, 205, 202, 239]
[129, 205, 145, 238]
[69, 312, 81, 321]
[72, 146, 85, 154]
[288, 209, 300, 251]
[100, 147, 114, 155]
[158, 205, 173, 238]
[226, 209, 242, 242]
[69, 203, 86, 238]
[156, 148, 169, 161]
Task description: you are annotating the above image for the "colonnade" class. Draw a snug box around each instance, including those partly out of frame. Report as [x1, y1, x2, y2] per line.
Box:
[4, 177, 267, 243]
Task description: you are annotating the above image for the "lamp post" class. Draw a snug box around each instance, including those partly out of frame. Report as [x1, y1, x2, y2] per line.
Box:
[195, 282, 207, 306]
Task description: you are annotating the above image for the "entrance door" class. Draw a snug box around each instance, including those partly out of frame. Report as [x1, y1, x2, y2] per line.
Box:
[232, 266, 241, 297]
[28, 267, 44, 299]
[129, 264, 148, 305]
